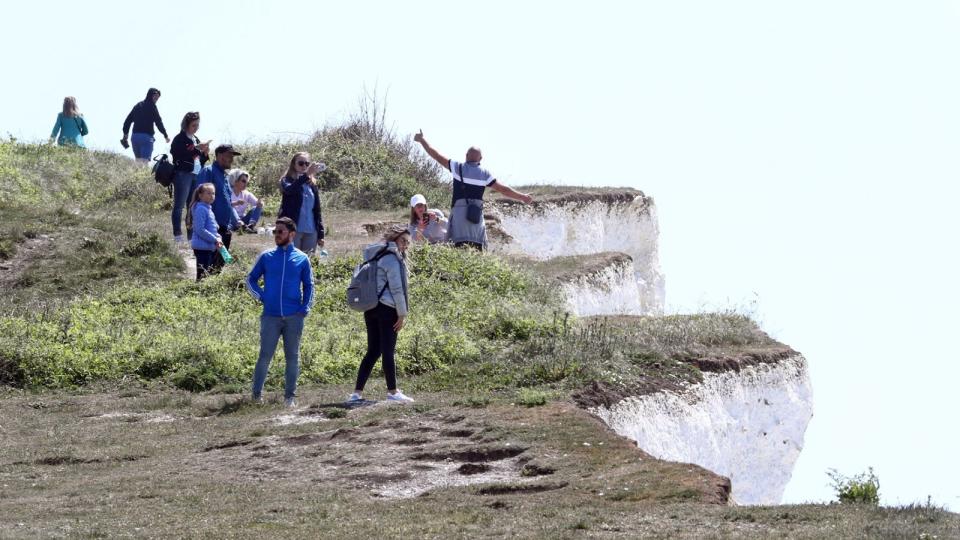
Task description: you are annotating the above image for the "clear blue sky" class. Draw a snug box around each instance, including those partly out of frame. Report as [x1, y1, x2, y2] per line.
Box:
[2, 0, 958, 508]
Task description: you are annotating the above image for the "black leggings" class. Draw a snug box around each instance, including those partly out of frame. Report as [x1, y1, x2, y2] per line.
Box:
[194, 249, 216, 282]
[355, 302, 399, 392]
[454, 241, 483, 251]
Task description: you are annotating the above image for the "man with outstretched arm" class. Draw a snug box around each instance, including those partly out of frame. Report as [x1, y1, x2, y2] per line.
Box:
[245, 217, 315, 408]
[413, 130, 533, 250]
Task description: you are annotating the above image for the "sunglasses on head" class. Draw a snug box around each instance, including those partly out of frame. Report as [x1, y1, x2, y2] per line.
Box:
[297, 161, 310, 167]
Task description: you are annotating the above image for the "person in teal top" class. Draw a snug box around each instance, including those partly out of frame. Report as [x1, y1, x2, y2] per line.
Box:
[49, 96, 89, 148]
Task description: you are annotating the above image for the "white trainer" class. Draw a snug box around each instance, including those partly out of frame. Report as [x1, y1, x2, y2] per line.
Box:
[284, 397, 297, 408]
[386, 391, 415, 403]
[174, 235, 185, 244]
[347, 393, 363, 403]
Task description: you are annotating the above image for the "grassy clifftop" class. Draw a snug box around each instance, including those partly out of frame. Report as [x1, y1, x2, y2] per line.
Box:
[1, 135, 956, 538]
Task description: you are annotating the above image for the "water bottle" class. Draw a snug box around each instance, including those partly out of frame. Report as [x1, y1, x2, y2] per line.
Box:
[218, 246, 234, 264]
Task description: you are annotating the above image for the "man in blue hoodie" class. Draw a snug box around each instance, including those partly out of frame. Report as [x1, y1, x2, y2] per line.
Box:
[197, 144, 242, 271]
[245, 217, 315, 407]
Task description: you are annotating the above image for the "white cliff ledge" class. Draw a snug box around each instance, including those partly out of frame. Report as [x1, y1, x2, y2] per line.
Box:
[590, 352, 813, 505]
[488, 189, 665, 314]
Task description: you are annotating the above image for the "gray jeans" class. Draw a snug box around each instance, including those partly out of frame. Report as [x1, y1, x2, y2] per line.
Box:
[295, 233, 318, 254]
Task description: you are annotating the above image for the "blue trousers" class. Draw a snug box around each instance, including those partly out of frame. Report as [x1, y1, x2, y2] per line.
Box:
[241, 206, 263, 227]
[130, 132, 154, 160]
[172, 171, 197, 237]
[252, 314, 305, 399]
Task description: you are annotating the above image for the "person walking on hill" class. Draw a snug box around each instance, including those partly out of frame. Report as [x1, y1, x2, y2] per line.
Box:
[349, 225, 415, 404]
[188, 183, 223, 281]
[121, 88, 170, 163]
[197, 144, 243, 272]
[278, 152, 325, 255]
[245, 217, 315, 407]
[413, 130, 533, 250]
[49, 97, 89, 148]
[229, 169, 263, 232]
[170, 112, 211, 243]
[408, 193, 448, 244]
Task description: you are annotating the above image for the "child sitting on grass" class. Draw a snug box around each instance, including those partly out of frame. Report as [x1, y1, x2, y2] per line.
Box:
[228, 169, 263, 233]
[188, 182, 223, 281]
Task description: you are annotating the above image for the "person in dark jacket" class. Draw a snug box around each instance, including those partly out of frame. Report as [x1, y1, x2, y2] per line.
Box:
[245, 217, 315, 407]
[197, 144, 242, 272]
[277, 151, 325, 254]
[121, 88, 170, 163]
[169, 112, 210, 243]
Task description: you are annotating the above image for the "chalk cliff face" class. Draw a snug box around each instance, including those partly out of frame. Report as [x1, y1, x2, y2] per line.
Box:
[558, 256, 645, 317]
[493, 189, 812, 505]
[490, 192, 665, 313]
[591, 354, 814, 505]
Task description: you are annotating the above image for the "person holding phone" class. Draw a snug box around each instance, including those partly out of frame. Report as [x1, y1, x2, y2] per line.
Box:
[278, 151, 325, 254]
[413, 130, 532, 250]
[407, 194, 448, 244]
[170, 112, 210, 243]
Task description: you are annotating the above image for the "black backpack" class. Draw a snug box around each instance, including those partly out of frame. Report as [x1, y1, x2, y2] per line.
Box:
[152, 154, 176, 187]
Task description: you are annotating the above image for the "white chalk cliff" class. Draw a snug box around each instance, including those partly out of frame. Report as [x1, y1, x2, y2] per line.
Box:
[494, 190, 813, 505]
[559, 256, 645, 317]
[592, 355, 813, 505]
[490, 193, 665, 313]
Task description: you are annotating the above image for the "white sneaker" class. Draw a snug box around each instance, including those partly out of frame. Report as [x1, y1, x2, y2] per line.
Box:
[252, 395, 263, 404]
[174, 235, 185, 244]
[284, 397, 297, 408]
[386, 391, 415, 403]
[347, 393, 363, 403]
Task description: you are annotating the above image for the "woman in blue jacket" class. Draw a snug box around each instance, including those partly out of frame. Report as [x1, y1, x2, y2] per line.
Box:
[49, 97, 89, 148]
[189, 183, 223, 281]
[277, 152, 324, 254]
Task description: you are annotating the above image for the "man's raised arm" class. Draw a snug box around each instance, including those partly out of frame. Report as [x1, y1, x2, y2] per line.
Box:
[413, 130, 451, 171]
[491, 181, 533, 204]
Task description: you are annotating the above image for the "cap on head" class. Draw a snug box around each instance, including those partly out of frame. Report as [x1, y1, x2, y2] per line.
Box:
[410, 194, 427, 208]
[466, 146, 482, 162]
[215, 144, 242, 156]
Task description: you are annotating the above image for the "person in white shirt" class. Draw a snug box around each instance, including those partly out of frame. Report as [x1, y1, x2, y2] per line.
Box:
[228, 169, 263, 233]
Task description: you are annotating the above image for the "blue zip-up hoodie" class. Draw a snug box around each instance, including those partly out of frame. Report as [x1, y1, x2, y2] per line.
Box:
[246, 243, 315, 316]
[197, 162, 241, 231]
[190, 201, 221, 251]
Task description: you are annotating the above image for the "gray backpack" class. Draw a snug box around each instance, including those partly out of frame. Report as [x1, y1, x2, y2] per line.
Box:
[346, 247, 394, 312]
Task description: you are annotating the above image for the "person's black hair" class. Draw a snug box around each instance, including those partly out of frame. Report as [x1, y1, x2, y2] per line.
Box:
[275, 217, 296, 233]
[145, 88, 161, 102]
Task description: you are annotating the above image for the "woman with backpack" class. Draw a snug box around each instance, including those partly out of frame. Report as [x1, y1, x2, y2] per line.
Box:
[278, 152, 325, 254]
[49, 97, 89, 148]
[349, 225, 414, 403]
[170, 112, 210, 243]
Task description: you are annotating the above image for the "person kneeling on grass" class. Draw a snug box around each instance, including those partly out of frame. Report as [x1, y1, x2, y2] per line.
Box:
[245, 217, 315, 408]
[228, 169, 262, 233]
[349, 225, 415, 404]
[189, 183, 223, 281]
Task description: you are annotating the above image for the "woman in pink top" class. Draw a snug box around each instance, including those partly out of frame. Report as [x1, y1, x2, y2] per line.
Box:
[228, 169, 263, 233]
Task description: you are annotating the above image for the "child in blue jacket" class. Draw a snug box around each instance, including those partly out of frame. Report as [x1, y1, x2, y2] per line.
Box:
[189, 183, 223, 281]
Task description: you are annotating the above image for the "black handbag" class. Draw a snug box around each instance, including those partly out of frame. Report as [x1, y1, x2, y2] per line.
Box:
[152, 154, 176, 187]
[460, 164, 484, 224]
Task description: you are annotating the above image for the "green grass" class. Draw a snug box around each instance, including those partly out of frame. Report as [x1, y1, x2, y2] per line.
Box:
[237, 116, 450, 211]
